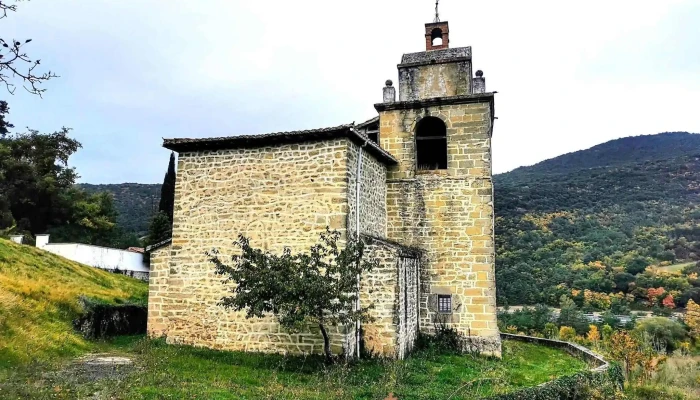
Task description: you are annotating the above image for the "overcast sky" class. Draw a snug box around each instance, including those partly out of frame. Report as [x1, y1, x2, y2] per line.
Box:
[3, 0, 700, 183]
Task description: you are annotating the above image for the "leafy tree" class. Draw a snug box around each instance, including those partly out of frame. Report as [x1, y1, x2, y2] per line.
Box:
[557, 295, 589, 334]
[0, 100, 12, 137]
[601, 324, 614, 342]
[586, 325, 600, 344]
[661, 294, 675, 309]
[633, 317, 686, 353]
[559, 326, 576, 341]
[0, 127, 80, 234]
[685, 300, 700, 339]
[496, 304, 553, 334]
[209, 229, 377, 362]
[0, 0, 57, 95]
[625, 256, 650, 275]
[608, 331, 645, 377]
[613, 272, 635, 293]
[600, 310, 621, 329]
[158, 152, 176, 222]
[47, 190, 115, 244]
[0, 126, 127, 247]
[677, 287, 700, 308]
[147, 211, 171, 246]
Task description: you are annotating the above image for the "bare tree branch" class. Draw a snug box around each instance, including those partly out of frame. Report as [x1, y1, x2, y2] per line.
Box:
[0, 1, 56, 96]
[0, 1, 17, 19]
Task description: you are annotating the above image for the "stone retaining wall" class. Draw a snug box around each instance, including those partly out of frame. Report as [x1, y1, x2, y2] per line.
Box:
[500, 333, 609, 372]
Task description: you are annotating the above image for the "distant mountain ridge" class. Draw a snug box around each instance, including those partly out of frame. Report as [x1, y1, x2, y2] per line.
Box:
[500, 132, 700, 185]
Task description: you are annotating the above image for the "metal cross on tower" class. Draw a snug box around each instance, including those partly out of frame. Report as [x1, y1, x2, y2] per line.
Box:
[434, 0, 440, 22]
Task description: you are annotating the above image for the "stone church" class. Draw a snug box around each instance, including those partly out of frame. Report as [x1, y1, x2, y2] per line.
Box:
[147, 18, 500, 359]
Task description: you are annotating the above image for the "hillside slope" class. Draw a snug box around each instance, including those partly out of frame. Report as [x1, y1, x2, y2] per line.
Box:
[501, 132, 700, 183]
[495, 132, 700, 308]
[79, 183, 160, 234]
[0, 239, 148, 367]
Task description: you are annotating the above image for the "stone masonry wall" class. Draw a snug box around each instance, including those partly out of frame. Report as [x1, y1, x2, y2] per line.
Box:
[346, 141, 387, 238]
[397, 255, 420, 359]
[379, 101, 501, 355]
[360, 236, 421, 359]
[162, 138, 359, 356]
[147, 244, 171, 338]
[399, 61, 472, 101]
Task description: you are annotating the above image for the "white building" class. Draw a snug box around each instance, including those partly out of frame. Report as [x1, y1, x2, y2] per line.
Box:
[33, 234, 149, 281]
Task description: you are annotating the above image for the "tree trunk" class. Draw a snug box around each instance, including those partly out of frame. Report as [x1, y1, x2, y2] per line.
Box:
[318, 323, 332, 363]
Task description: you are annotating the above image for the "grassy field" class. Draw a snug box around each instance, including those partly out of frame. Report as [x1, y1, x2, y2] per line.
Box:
[0, 238, 591, 399]
[0, 238, 148, 367]
[657, 261, 695, 274]
[0, 337, 588, 400]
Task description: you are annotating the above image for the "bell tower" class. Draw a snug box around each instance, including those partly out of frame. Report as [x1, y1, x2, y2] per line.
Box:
[425, 21, 450, 50]
[375, 16, 500, 355]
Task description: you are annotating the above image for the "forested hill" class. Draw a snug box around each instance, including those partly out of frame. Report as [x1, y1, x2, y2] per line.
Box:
[495, 132, 700, 309]
[79, 183, 160, 235]
[500, 132, 700, 184]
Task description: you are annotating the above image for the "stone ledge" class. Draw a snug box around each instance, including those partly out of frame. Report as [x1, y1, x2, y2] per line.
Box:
[400, 46, 472, 67]
[375, 93, 494, 113]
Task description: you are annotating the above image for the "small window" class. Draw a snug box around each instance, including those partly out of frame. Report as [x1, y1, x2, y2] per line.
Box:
[416, 117, 447, 170]
[438, 295, 452, 313]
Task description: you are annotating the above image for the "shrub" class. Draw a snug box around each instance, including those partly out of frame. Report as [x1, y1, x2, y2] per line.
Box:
[416, 320, 465, 354]
[633, 317, 687, 353]
[544, 322, 558, 339]
[602, 324, 614, 342]
[559, 326, 577, 342]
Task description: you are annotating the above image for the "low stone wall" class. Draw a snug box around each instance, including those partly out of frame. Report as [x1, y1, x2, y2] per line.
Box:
[485, 334, 622, 399]
[73, 299, 148, 339]
[500, 333, 608, 372]
[108, 269, 149, 282]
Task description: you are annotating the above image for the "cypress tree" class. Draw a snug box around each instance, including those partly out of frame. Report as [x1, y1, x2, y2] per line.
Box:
[158, 152, 176, 222]
[147, 211, 172, 246]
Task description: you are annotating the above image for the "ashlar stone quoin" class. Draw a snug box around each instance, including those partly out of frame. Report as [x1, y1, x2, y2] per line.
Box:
[147, 18, 500, 359]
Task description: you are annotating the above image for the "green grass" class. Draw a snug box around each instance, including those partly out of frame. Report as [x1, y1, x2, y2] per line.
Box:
[0, 238, 148, 367]
[657, 261, 695, 274]
[0, 238, 589, 398]
[0, 337, 588, 400]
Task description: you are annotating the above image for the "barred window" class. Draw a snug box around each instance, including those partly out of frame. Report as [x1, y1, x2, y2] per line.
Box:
[438, 295, 452, 313]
